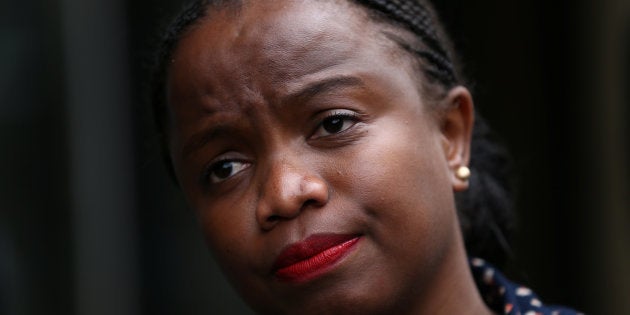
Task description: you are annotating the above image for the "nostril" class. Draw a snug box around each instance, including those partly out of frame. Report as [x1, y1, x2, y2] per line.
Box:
[266, 199, 320, 223]
[302, 199, 321, 208]
[267, 214, 281, 222]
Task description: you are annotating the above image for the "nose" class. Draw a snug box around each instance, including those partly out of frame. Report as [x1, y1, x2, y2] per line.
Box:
[256, 159, 329, 231]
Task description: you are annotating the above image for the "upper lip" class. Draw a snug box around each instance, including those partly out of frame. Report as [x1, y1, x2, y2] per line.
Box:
[272, 233, 359, 272]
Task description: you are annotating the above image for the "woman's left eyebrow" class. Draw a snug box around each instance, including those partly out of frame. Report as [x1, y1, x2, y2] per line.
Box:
[283, 75, 365, 103]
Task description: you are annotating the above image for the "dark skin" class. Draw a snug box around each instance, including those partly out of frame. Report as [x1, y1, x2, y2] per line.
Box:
[167, 1, 492, 314]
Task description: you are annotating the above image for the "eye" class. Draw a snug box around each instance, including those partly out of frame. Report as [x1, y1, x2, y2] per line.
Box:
[312, 111, 358, 138]
[205, 160, 250, 184]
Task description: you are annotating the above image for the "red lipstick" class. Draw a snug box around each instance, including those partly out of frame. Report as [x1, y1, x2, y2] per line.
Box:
[273, 234, 361, 282]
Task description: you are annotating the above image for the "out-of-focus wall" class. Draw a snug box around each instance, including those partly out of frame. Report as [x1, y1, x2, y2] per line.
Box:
[1, 0, 628, 314]
[580, 0, 630, 313]
[1, 1, 72, 314]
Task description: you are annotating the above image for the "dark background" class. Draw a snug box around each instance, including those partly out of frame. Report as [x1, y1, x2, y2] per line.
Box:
[1, 0, 628, 314]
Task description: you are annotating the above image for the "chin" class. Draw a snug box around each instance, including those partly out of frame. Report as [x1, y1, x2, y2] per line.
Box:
[245, 267, 405, 315]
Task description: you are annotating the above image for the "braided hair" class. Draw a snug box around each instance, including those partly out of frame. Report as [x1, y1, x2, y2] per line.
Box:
[150, 0, 514, 266]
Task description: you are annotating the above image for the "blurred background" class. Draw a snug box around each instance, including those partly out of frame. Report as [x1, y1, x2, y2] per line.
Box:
[1, 0, 628, 314]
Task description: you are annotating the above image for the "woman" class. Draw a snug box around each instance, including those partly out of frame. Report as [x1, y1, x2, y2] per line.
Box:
[151, 0, 580, 314]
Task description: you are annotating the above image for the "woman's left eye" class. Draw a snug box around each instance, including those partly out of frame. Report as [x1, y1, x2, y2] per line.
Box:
[312, 112, 358, 138]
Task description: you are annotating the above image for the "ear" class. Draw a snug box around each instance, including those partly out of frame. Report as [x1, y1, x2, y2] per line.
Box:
[438, 86, 474, 192]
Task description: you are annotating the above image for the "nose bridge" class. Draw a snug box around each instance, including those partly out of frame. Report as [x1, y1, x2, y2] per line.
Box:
[256, 150, 329, 230]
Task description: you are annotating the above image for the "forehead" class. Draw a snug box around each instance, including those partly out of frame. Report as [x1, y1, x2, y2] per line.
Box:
[167, 0, 393, 101]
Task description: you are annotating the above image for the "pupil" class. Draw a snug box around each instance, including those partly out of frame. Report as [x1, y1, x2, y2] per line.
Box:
[214, 162, 233, 179]
[323, 117, 343, 133]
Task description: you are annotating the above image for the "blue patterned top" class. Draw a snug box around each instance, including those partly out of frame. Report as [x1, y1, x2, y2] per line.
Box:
[470, 258, 583, 315]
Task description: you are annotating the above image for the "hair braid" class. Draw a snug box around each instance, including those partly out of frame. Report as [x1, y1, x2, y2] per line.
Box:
[353, 0, 457, 86]
[458, 116, 515, 266]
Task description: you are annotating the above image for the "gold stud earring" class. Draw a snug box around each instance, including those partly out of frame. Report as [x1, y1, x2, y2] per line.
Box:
[456, 166, 471, 180]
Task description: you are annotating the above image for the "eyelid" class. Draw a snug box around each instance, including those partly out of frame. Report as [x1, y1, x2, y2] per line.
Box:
[323, 110, 358, 120]
[199, 152, 252, 186]
[310, 109, 361, 139]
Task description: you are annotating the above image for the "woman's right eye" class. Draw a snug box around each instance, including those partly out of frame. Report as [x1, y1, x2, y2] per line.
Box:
[205, 160, 250, 184]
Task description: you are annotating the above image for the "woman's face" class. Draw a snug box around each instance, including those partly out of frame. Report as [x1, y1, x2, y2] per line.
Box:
[167, 1, 472, 314]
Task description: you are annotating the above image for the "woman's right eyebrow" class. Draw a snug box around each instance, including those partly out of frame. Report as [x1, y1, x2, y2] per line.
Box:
[181, 124, 235, 160]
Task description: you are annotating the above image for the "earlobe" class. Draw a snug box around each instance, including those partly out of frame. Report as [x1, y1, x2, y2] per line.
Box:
[455, 165, 471, 181]
[439, 86, 474, 192]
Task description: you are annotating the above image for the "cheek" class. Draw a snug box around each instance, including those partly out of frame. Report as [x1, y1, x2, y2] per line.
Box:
[194, 197, 279, 302]
[333, 119, 457, 256]
[197, 198, 253, 252]
[193, 196, 260, 271]
[194, 196, 287, 309]
[337, 118, 453, 213]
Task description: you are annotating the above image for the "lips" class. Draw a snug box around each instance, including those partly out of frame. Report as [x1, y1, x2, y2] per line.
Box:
[272, 234, 361, 282]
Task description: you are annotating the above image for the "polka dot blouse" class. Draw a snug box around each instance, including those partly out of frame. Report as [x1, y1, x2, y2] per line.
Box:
[470, 258, 583, 315]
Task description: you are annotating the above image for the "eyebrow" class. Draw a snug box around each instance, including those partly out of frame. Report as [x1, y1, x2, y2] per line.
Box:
[181, 76, 366, 159]
[284, 75, 366, 103]
[181, 124, 235, 160]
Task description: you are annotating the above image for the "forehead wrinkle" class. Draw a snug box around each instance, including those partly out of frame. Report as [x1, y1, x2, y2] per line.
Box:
[180, 101, 270, 161]
[260, 36, 351, 87]
[175, 0, 419, 131]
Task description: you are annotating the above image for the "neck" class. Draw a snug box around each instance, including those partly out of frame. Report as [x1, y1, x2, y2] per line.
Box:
[403, 220, 495, 315]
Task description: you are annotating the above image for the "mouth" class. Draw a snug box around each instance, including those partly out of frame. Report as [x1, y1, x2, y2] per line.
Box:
[272, 233, 361, 283]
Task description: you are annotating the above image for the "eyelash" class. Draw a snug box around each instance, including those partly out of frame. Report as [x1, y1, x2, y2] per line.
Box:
[201, 158, 250, 186]
[199, 111, 361, 187]
[312, 111, 360, 138]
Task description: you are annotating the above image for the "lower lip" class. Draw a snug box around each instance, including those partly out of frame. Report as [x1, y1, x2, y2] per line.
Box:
[275, 236, 361, 283]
